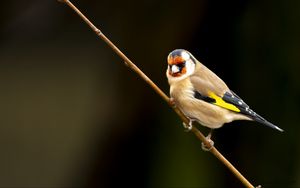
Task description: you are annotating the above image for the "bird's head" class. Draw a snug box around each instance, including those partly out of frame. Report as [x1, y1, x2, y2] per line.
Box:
[167, 49, 196, 81]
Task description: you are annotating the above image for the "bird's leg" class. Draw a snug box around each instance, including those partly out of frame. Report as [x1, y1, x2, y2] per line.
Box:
[201, 129, 214, 151]
[182, 119, 195, 132]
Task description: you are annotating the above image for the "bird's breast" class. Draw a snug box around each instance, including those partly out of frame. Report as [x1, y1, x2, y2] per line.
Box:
[170, 79, 194, 101]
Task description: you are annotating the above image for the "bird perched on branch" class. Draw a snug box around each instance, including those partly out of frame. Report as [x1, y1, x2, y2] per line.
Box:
[166, 49, 283, 150]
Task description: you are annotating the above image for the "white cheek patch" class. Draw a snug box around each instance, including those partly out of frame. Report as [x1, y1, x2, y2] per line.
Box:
[185, 60, 195, 75]
[171, 65, 180, 73]
[181, 51, 190, 61]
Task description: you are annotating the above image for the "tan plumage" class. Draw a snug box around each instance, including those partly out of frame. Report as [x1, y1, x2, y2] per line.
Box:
[166, 49, 283, 132]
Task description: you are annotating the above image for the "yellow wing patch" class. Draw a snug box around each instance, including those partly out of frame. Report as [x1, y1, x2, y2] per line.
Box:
[208, 92, 241, 112]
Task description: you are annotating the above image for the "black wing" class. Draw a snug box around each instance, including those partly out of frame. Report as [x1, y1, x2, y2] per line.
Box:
[194, 91, 216, 103]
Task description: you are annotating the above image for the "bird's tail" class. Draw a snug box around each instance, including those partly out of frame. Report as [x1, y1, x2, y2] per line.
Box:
[248, 109, 284, 132]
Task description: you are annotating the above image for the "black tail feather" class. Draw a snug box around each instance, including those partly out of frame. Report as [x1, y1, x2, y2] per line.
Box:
[249, 111, 284, 132]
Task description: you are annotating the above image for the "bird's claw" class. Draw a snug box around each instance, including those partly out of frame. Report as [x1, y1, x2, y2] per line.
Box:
[201, 137, 214, 151]
[182, 120, 193, 132]
[169, 98, 176, 108]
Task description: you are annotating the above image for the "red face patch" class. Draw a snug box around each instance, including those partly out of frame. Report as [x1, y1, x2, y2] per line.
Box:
[168, 56, 185, 65]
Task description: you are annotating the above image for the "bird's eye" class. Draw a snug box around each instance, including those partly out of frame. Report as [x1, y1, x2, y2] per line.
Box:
[177, 61, 186, 68]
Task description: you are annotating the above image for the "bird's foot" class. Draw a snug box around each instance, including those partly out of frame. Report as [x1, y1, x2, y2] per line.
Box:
[169, 97, 176, 108]
[182, 119, 194, 132]
[201, 135, 214, 151]
[255, 185, 262, 188]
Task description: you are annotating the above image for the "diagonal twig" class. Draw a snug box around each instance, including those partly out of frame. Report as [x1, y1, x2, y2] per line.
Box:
[58, 1, 257, 187]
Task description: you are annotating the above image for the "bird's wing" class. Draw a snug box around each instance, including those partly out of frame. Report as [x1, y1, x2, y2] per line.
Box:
[193, 88, 284, 132]
[190, 63, 250, 113]
[189, 63, 238, 111]
[190, 69, 251, 114]
[192, 89, 241, 113]
[221, 90, 250, 114]
[190, 63, 257, 114]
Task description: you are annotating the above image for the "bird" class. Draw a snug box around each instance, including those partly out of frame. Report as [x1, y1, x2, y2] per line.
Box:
[166, 49, 283, 150]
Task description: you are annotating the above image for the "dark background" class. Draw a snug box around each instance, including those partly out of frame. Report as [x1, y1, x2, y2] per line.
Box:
[0, 0, 299, 187]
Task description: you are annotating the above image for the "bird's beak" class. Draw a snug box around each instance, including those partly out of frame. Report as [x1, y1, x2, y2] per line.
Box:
[171, 65, 180, 74]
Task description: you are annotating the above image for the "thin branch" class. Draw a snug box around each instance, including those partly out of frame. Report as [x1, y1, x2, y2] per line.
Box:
[58, 1, 257, 187]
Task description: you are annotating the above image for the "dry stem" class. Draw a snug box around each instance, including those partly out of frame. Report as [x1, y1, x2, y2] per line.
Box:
[58, 1, 256, 187]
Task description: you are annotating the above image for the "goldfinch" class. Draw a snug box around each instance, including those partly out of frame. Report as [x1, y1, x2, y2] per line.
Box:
[166, 49, 283, 135]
